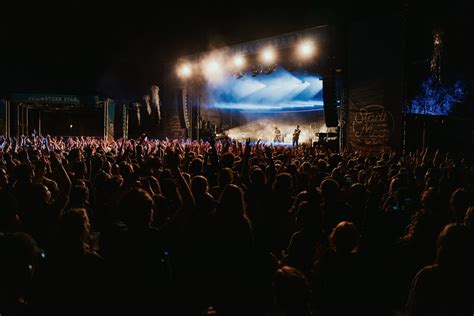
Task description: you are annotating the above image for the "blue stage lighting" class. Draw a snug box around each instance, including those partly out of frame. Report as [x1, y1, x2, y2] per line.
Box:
[207, 66, 324, 113]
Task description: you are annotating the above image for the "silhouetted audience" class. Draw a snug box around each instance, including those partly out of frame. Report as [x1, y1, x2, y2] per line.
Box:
[0, 135, 473, 315]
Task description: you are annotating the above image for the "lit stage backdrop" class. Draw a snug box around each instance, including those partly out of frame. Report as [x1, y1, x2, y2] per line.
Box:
[205, 67, 328, 144]
[207, 67, 324, 113]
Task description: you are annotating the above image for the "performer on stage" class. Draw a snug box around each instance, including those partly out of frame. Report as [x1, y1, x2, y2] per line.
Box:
[292, 125, 301, 147]
[274, 126, 282, 143]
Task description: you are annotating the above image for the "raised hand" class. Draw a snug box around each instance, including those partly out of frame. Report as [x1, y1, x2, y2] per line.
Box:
[84, 145, 93, 159]
[264, 145, 272, 159]
[244, 138, 251, 157]
[165, 147, 181, 170]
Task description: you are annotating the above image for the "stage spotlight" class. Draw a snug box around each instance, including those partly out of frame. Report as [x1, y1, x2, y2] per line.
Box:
[261, 48, 275, 64]
[178, 63, 192, 78]
[203, 60, 221, 75]
[233, 55, 245, 68]
[298, 40, 315, 58]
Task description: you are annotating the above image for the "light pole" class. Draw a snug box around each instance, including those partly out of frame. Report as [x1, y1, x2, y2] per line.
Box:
[196, 81, 202, 142]
[177, 63, 193, 140]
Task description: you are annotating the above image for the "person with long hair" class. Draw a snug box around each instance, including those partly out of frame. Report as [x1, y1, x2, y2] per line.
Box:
[312, 221, 366, 315]
[273, 266, 311, 316]
[40, 208, 106, 315]
[211, 184, 255, 315]
[407, 224, 474, 315]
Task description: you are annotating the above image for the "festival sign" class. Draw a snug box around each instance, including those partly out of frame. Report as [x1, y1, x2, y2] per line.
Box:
[346, 79, 399, 153]
[11, 94, 81, 105]
[350, 104, 394, 150]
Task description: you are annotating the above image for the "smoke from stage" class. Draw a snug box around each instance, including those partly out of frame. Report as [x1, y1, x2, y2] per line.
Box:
[204, 66, 331, 145]
[222, 117, 330, 145]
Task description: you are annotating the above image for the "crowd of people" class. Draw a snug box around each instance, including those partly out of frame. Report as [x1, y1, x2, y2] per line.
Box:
[0, 134, 473, 316]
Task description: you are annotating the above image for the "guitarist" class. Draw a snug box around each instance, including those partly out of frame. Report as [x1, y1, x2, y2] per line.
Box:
[274, 126, 282, 143]
[292, 125, 301, 147]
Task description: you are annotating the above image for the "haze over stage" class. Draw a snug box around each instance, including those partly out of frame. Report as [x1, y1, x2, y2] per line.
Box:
[208, 67, 324, 113]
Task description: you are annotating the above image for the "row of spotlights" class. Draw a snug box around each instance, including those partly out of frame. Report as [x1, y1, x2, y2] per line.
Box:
[177, 40, 316, 78]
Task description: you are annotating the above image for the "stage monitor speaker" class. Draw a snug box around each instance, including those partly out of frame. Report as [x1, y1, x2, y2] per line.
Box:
[176, 88, 190, 129]
[323, 76, 338, 127]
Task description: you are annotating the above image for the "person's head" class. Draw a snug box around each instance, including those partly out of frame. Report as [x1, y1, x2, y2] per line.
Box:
[435, 224, 473, 270]
[329, 221, 359, 254]
[70, 185, 90, 206]
[14, 163, 34, 183]
[220, 152, 235, 169]
[119, 161, 134, 180]
[102, 176, 123, 197]
[217, 184, 246, 220]
[464, 206, 474, 227]
[0, 232, 40, 295]
[450, 188, 471, 222]
[273, 266, 310, 314]
[350, 183, 368, 203]
[424, 167, 441, 188]
[57, 208, 91, 254]
[120, 189, 154, 229]
[189, 158, 203, 176]
[388, 177, 402, 195]
[250, 167, 265, 186]
[191, 175, 208, 198]
[72, 161, 87, 179]
[273, 173, 293, 195]
[294, 191, 309, 208]
[296, 125, 300, 129]
[68, 148, 83, 162]
[421, 187, 442, 214]
[91, 154, 105, 172]
[26, 183, 52, 207]
[287, 163, 297, 176]
[296, 201, 322, 233]
[159, 177, 180, 205]
[317, 159, 328, 173]
[320, 178, 339, 202]
[300, 162, 312, 174]
[218, 167, 234, 187]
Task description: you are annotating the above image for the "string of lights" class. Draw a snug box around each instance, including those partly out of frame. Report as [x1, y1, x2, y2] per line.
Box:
[176, 40, 317, 81]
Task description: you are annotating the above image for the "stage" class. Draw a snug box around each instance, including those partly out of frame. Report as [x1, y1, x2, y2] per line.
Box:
[167, 25, 341, 149]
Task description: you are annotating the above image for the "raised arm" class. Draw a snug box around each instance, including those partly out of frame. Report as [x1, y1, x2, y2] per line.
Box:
[50, 151, 72, 213]
[166, 148, 195, 213]
[240, 138, 251, 186]
[265, 145, 276, 184]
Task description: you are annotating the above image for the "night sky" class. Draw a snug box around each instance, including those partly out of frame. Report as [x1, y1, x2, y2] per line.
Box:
[1, 1, 473, 100]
